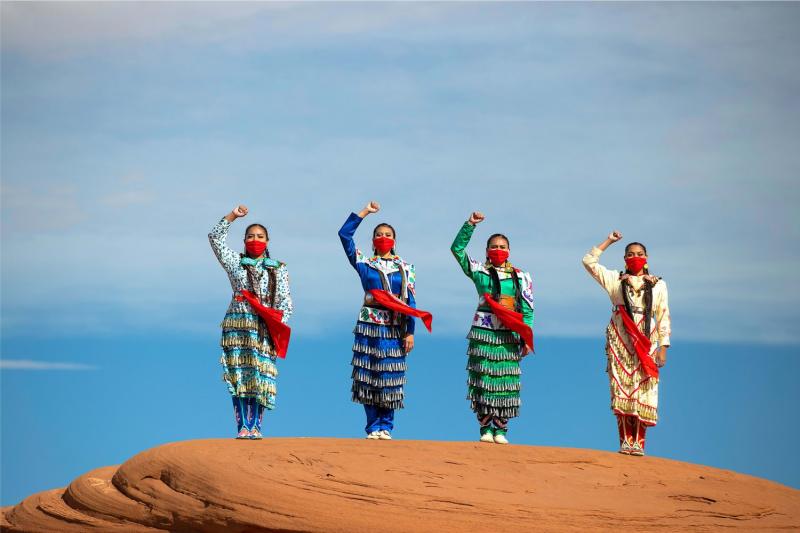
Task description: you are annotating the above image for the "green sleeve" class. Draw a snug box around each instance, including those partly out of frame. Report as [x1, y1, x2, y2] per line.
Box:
[450, 221, 475, 278]
[521, 299, 534, 329]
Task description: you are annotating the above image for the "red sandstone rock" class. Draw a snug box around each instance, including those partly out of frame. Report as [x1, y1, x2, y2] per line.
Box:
[2, 438, 798, 532]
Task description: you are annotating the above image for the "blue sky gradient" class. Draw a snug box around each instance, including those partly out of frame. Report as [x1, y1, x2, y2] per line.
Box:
[2, 2, 799, 505]
[2, 334, 798, 505]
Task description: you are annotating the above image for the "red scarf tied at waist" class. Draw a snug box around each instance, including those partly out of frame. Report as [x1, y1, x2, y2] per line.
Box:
[482, 293, 534, 352]
[235, 290, 291, 359]
[615, 305, 658, 378]
[368, 289, 433, 332]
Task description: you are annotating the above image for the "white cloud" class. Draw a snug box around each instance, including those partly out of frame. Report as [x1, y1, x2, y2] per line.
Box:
[100, 190, 154, 208]
[1, 3, 798, 344]
[0, 359, 96, 370]
[1, 184, 88, 232]
[0, 2, 457, 58]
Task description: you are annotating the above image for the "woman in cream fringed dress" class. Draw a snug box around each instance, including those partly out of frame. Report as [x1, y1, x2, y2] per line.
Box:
[583, 230, 671, 456]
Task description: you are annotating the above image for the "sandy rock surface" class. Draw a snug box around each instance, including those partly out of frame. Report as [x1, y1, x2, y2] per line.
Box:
[2, 438, 798, 532]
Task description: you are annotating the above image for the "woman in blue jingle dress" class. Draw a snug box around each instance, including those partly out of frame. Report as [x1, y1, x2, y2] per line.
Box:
[338, 201, 419, 440]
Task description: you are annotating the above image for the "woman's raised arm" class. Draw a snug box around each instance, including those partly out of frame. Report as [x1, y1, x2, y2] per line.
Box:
[209, 205, 248, 274]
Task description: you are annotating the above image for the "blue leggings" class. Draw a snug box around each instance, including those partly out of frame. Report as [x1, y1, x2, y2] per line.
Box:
[232, 397, 264, 432]
[364, 405, 395, 434]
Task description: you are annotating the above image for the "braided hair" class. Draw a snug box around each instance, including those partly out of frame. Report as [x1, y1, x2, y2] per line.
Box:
[242, 222, 276, 305]
[621, 242, 654, 337]
[241, 262, 277, 345]
[487, 234, 523, 313]
[372, 223, 397, 255]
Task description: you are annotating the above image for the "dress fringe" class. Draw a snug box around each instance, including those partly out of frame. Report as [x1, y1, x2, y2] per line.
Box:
[350, 320, 408, 409]
[467, 391, 521, 408]
[467, 358, 522, 376]
[467, 328, 520, 345]
[605, 316, 660, 424]
[353, 322, 404, 339]
[611, 398, 658, 425]
[351, 354, 407, 373]
[465, 326, 523, 418]
[220, 317, 261, 330]
[352, 368, 407, 388]
[351, 341, 405, 359]
[221, 333, 275, 354]
[467, 343, 522, 361]
[351, 384, 404, 409]
[222, 369, 277, 410]
[468, 373, 522, 392]
[220, 352, 278, 378]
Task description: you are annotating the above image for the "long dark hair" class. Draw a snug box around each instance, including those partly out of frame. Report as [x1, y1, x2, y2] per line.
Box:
[372, 222, 396, 255]
[485, 233, 522, 312]
[489, 266, 523, 313]
[621, 241, 653, 336]
[244, 223, 270, 258]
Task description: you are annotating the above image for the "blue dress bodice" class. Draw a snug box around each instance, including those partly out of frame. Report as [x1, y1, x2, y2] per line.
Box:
[338, 212, 417, 335]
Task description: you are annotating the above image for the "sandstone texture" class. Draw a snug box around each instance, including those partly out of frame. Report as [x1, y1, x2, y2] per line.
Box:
[2, 438, 798, 532]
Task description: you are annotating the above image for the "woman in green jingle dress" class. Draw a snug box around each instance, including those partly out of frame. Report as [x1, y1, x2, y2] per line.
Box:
[451, 211, 534, 445]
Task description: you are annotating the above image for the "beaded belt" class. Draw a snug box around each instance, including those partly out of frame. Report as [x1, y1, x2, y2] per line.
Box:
[358, 305, 404, 326]
[471, 310, 507, 330]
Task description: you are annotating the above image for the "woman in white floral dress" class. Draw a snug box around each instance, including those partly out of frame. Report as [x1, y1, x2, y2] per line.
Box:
[209, 204, 293, 439]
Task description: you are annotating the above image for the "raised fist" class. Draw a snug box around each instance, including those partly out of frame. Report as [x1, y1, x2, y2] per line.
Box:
[608, 230, 622, 242]
[232, 205, 249, 218]
[468, 212, 485, 225]
[365, 201, 380, 214]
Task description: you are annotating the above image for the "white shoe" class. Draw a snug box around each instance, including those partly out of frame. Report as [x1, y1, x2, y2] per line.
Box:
[378, 430, 393, 440]
[479, 432, 495, 443]
[366, 431, 381, 440]
[493, 433, 509, 445]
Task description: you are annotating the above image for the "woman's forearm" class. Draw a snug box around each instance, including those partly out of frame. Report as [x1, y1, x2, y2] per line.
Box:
[596, 238, 614, 252]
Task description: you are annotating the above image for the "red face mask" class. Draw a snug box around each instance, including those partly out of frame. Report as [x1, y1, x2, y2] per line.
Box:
[373, 237, 395, 255]
[487, 249, 509, 266]
[245, 240, 267, 258]
[625, 256, 647, 273]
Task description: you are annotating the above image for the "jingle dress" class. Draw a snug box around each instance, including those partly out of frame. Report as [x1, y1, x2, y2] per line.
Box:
[338, 212, 417, 435]
[209, 218, 293, 434]
[451, 221, 534, 432]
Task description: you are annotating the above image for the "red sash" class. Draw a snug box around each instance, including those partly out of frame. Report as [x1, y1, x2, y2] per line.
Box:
[235, 290, 291, 359]
[368, 289, 433, 332]
[615, 305, 658, 378]
[482, 293, 534, 352]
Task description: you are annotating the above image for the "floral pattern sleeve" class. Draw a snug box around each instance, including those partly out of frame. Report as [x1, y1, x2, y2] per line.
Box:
[275, 264, 293, 323]
[209, 218, 240, 276]
[404, 263, 417, 335]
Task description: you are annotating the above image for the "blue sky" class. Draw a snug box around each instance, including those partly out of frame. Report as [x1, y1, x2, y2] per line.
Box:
[2, 2, 798, 344]
[2, 2, 799, 505]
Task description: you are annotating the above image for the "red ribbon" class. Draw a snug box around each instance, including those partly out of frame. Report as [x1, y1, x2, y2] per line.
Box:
[615, 305, 658, 378]
[482, 293, 534, 352]
[235, 290, 291, 359]
[367, 289, 432, 332]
